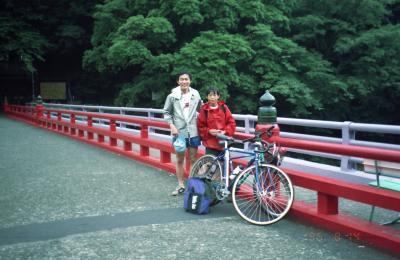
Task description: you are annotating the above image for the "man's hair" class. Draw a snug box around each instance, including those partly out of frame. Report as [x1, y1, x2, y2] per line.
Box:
[176, 72, 191, 80]
[206, 87, 220, 96]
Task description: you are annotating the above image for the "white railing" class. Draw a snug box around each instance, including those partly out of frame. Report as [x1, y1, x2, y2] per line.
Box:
[43, 103, 400, 172]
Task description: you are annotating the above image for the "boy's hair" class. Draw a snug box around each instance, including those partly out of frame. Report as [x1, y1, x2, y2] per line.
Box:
[206, 87, 220, 96]
[176, 72, 191, 80]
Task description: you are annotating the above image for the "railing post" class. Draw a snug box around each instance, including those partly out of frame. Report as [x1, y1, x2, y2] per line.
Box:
[78, 128, 84, 138]
[341, 121, 356, 172]
[244, 117, 255, 150]
[46, 109, 51, 128]
[140, 125, 149, 156]
[148, 111, 155, 135]
[99, 108, 105, 126]
[3, 96, 9, 112]
[317, 192, 338, 215]
[30, 99, 36, 121]
[57, 112, 62, 131]
[63, 113, 69, 133]
[35, 96, 44, 126]
[120, 109, 126, 129]
[160, 151, 171, 164]
[123, 141, 132, 151]
[98, 133, 104, 143]
[244, 117, 250, 150]
[87, 116, 94, 140]
[70, 113, 76, 135]
[110, 119, 117, 146]
[255, 90, 280, 144]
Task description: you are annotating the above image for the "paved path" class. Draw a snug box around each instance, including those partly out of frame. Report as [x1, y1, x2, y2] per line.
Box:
[0, 115, 397, 259]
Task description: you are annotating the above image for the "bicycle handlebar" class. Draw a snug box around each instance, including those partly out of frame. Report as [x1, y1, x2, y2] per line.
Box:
[216, 125, 276, 154]
[241, 125, 274, 145]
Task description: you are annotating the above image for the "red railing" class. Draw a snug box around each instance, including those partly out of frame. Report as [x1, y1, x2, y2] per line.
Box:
[255, 125, 400, 254]
[4, 103, 197, 174]
[4, 103, 400, 254]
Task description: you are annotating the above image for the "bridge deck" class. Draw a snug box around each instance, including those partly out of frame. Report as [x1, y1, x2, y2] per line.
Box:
[0, 115, 397, 259]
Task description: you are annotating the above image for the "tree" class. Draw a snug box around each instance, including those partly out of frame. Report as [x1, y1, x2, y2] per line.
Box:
[0, 0, 98, 103]
[0, 1, 48, 73]
[290, 0, 400, 123]
[84, 0, 399, 123]
[335, 24, 400, 123]
[85, 0, 339, 115]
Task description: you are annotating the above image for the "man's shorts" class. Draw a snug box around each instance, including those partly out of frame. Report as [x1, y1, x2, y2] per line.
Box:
[172, 136, 201, 148]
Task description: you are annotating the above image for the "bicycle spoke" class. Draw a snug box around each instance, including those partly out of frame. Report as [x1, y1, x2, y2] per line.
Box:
[232, 164, 294, 225]
[190, 155, 223, 205]
[190, 155, 222, 181]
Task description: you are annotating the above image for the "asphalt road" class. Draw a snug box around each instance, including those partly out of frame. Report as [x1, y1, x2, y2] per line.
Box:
[0, 115, 397, 259]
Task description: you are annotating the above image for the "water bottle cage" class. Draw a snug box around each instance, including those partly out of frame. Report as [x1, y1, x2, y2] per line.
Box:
[259, 152, 265, 163]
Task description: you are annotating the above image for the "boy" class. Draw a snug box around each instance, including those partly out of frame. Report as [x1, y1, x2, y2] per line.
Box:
[197, 87, 236, 155]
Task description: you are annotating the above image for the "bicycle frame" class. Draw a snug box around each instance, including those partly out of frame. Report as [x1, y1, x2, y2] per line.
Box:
[216, 140, 272, 196]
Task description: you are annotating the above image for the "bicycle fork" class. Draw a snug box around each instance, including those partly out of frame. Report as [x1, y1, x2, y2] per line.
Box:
[254, 150, 276, 195]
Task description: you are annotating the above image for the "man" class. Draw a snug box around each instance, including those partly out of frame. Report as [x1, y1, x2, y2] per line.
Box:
[163, 72, 202, 195]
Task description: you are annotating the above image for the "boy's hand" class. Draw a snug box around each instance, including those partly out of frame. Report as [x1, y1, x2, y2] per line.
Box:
[209, 129, 225, 136]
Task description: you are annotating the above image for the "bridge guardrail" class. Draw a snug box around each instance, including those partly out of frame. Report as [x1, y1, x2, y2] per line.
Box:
[5, 102, 400, 254]
[41, 103, 400, 172]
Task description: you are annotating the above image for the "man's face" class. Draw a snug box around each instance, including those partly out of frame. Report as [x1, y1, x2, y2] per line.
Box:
[177, 74, 191, 92]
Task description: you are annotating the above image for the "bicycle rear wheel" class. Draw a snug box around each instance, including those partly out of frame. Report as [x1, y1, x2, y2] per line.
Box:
[232, 164, 294, 225]
[189, 155, 222, 181]
[190, 155, 223, 205]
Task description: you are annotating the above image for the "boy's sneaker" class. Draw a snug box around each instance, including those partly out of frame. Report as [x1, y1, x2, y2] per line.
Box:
[171, 186, 185, 196]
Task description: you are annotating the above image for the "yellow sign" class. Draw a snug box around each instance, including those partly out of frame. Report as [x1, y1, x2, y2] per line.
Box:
[40, 82, 66, 100]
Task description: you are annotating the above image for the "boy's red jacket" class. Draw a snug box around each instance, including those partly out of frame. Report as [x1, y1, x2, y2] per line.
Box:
[197, 101, 236, 151]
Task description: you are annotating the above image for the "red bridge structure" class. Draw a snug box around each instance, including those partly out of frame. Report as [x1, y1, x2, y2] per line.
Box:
[3, 95, 400, 255]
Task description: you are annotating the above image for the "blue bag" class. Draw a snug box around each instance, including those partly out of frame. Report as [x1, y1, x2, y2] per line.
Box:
[183, 178, 212, 214]
[173, 135, 186, 153]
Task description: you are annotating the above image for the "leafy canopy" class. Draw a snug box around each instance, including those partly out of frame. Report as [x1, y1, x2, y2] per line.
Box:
[83, 0, 400, 123]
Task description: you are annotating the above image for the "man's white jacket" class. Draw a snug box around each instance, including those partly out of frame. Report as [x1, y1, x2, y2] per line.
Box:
[163, 86, 202, 138]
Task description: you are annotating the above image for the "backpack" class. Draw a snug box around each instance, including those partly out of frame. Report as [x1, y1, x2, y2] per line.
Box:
[183, 178, 213, 214]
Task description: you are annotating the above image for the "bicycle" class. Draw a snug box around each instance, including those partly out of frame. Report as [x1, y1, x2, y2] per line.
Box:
[189, 126, 294, 225]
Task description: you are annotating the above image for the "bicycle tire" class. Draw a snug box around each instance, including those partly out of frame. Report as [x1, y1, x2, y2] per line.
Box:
[189, 155, 223, 205]
[231, 164, 294, 225]
[189, 155, 222, 181]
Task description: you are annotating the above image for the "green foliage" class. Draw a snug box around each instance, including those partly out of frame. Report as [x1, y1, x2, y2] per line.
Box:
[172, 0, 204, 25]
[3, 0, 397, 124]
[289, 0, 399, 123]
[107, 40, 151, 71]
[116, 15, 176, 49]
[174, 31, 254, 95]
[335, 24, 400, 123]
[0, 0, 97, 73]
[0, 8, 48, 72]
[81, 0, 400, 124]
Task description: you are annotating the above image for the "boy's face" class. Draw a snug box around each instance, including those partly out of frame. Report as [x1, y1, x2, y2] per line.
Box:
[207, 92, 220, 105]
[177, 74, 190, 92]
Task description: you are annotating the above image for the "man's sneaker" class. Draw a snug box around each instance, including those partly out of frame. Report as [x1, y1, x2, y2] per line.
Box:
[171, 186, 185, 196]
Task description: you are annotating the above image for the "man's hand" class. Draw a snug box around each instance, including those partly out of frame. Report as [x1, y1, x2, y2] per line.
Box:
[170, 124, 178, 136]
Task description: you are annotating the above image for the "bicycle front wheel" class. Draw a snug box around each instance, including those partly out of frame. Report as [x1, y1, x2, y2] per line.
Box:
[232, 164, 294, 225]
[189, 154, 222, 181]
